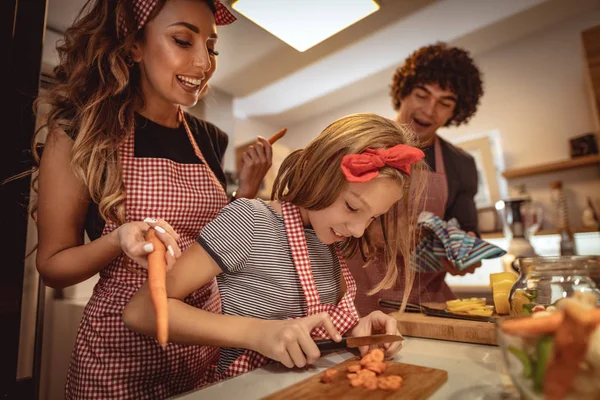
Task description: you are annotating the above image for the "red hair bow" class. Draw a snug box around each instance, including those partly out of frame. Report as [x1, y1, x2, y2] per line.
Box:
[341, 145, 425, 183]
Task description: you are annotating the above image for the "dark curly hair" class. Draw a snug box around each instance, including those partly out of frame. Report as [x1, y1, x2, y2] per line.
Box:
[390, 42, 483, 127]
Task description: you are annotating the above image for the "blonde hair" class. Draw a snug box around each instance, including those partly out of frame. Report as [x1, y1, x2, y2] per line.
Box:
[272, 113, 427, 307]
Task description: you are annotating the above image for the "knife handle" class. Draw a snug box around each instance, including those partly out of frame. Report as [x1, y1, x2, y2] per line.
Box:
[315, 337, 347, 352]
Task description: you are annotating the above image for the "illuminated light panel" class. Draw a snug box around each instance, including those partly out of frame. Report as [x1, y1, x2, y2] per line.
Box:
[232, 0, 380, 52]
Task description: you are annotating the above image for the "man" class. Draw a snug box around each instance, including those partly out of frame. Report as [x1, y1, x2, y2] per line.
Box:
[349, 43, 484, 314]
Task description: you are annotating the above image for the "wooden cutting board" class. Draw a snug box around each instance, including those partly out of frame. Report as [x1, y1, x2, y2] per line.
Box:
[262, 357, 447, 400]
[390, 302, 498, 345]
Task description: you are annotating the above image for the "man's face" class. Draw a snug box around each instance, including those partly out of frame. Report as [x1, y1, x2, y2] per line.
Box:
[396, 83, 457, 144]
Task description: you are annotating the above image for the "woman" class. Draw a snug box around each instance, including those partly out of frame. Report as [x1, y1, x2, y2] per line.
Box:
[34, 0, 272, 398]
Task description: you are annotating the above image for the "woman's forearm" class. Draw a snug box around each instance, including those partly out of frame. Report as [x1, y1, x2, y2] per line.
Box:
[36, 229, 122, 289]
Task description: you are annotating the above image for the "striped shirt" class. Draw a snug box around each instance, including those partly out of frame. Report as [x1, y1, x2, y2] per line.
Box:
[198, 198, 342, 374]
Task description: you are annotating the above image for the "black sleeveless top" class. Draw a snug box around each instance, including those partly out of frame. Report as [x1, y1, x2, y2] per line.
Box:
[84, 112, 228, 241]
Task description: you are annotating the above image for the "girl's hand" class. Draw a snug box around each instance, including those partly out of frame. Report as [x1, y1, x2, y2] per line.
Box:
[251, 312, 341, 369]
[236, 136, 272, 198]
[115, 218, 182, 270]
[349, 311, 403, 358]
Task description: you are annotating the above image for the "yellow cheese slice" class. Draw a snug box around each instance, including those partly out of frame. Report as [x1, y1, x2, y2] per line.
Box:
[493, 290, 511, 314]
[489, 272, 517, 287]
[467, 308, 494, 317]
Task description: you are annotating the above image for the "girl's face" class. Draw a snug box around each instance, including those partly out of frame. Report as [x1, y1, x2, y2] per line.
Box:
[131, 0, 218, 109]
[306, 178, 403, 245]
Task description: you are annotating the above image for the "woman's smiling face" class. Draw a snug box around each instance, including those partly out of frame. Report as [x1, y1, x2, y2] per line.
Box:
[131, 0, 219, 108]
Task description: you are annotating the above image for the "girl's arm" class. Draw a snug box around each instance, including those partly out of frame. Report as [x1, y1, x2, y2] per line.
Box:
[36, 130, 123, 288]
[123, 242, 262, 348]
[123, 242, 342, 367]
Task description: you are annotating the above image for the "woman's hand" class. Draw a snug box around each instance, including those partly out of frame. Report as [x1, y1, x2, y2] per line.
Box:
[236, 136, 272, 199]
[349, 311, 403, 358]
[115, 218, 182, 270]
[250, 312, 341, 369]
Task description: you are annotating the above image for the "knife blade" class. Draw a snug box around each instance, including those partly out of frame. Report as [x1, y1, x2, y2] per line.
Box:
[315, 334, 404, 352]
[378, 299, 497, 323]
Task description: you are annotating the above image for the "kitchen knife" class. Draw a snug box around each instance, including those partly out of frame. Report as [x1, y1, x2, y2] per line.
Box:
[379, 299, 497, 323]
[315, 333, 404, 352]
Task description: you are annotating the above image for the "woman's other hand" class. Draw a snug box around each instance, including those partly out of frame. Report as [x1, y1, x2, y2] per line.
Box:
[236, 136, 273, 199]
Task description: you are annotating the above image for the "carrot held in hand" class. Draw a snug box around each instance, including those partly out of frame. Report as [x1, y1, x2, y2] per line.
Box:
[145, 228, 169, 349]
[268, 128, 287, 145]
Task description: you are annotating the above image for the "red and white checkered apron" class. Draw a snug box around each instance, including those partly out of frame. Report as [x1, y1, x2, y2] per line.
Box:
[212, 202, 360, 382]
[65, 109, 228, 400]
[348, 136, 453, 316]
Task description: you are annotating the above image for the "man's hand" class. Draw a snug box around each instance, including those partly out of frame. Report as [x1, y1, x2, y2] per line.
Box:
[440, 231, 481, 276]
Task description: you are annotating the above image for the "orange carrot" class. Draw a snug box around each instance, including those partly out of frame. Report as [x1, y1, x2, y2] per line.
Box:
[544, 303, 598, 399]
[268, 128, 287, 145]
[499, 312, 564, 336]
[592, 307, 600, 324]
[145, 228, 168, 348]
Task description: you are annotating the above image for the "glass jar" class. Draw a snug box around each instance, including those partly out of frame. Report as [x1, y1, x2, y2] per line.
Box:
[509, 256, 600, 316]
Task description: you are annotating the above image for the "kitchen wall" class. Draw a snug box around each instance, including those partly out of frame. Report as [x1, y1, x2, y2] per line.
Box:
[196, 87, 237, 172]
[278, 8, 600, 232]
[234, 116, 278, 148]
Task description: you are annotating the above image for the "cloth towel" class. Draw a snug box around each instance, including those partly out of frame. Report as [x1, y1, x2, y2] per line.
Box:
[413, 212, 507, 272]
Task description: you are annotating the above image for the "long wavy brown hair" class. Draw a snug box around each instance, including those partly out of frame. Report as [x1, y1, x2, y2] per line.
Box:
[23, 0, 216, 225]
[272, 113, 427, 307]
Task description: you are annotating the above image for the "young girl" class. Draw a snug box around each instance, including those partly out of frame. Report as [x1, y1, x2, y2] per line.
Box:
[33, 0, 273, 398]
[124, 113, 427, 382]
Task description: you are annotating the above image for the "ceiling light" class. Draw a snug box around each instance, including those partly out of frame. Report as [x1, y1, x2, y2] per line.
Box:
[231, 0, 380, 52]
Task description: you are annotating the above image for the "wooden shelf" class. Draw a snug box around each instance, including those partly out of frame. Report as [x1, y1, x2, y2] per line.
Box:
[501, 154, 600, 179]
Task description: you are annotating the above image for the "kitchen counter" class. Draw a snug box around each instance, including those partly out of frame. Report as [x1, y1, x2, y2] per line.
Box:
[175, 337, 518, 400]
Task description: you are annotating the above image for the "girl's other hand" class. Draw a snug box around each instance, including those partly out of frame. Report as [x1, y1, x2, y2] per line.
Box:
[251, 312, 341, 369]
[115, 218, 182, 270]
[349, 310, 403, 358]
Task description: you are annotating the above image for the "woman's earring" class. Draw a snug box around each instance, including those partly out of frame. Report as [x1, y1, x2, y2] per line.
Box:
[125, 56, 135, 68]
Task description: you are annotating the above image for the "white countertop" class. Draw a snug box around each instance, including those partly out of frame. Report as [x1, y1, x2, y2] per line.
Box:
[174, 337, 519, 400]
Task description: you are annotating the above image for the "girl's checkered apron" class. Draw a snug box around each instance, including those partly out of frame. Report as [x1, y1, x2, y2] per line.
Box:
[348, 136, 453, 316]
[65, 110, 228, 399]
[212, 201, 361, 381]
